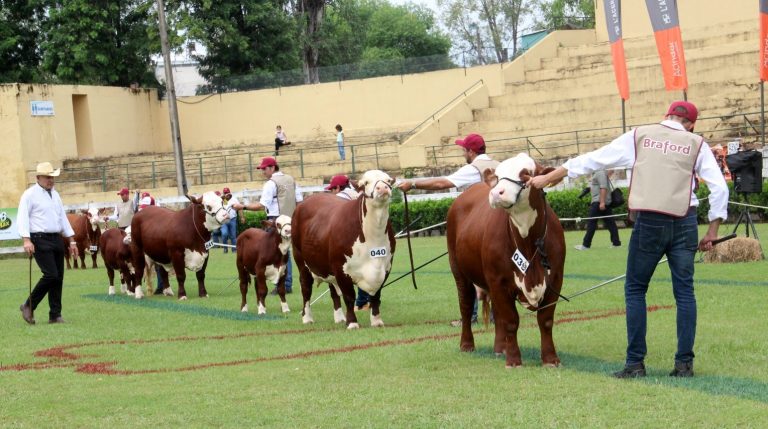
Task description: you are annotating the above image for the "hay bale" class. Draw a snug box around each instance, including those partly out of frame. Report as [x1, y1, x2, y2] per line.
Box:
[703, 237, 764, 263]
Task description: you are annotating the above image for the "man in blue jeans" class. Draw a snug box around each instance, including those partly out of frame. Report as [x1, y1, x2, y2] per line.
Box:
[529, 101, 728, 378]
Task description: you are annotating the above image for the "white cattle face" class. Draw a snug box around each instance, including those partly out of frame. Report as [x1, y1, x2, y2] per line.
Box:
[489, 153, 537, 209]
[357, 170, 394, 205]
[86, 207, 107, 230]
[200, 191, 229, 231]
[275, 214, 292, 240]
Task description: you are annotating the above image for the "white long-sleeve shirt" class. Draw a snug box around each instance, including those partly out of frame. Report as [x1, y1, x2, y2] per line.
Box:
[562, 120, 729, 222]
[17, 184, 75, 238]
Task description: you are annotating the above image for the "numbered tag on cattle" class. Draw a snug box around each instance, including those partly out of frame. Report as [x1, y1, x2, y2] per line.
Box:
[511, 249, 529, 274]
[204, 240, 214, 251]
[89, 245, 98, 253]
[369, 247, 388, 258]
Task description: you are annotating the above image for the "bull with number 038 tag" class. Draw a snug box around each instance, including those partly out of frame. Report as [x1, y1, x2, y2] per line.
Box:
[204, 240, 214, 251]
[369, 247, 388, 258]
[511, 249, 529, 274]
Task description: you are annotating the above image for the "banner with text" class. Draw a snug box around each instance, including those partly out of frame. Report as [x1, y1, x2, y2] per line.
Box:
[760, 0, 768, 80]
[0, 208, 21, 240]
[645, 0, 688, 90]
[604, 0, 629, 99]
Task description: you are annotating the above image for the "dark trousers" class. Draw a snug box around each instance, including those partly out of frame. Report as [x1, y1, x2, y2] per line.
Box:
[27, 234, 66, 319]
[582, 202, 621, 247]
[275, 138, 285, 152]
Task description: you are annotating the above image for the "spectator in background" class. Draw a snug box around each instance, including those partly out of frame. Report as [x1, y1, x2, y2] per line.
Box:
[574, 169, 622, 250]
[219, 187, 241, 253]
[325, 174, 371, 311]
[274, 125, 291, 156]
[335, 124, 345, 160]
[138, 192, 155, 210]
[110, 187, 136, 230]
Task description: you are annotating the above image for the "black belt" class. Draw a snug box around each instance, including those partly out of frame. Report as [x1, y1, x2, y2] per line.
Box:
[30, 232, 61, 239]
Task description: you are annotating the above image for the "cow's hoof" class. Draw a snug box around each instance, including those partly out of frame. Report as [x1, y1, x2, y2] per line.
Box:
[120, 284, 127, 294]
[257, 304, 267, 315]
[126, 290, 135, 296]
[505, 364, 523, 369]
[302, 315, 314, 324]
[281, 303, 290, 313]
[333, 308, 346, 324]
[460, 344, 475, 353]
[346, 322, 360, 330]
[200, 294, 209, 298]
[179, 296, 188, 301]
[241, 304, 248, 313]
[108, 286, 115, 296]
[542, 362, 560, 368]
[163, 288, 174, 297]
[370, 314, 384, 327]
[134, 288, 144, 299]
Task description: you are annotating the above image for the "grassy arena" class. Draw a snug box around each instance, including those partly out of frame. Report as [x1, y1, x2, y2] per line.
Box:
[1, 225, 767, 428]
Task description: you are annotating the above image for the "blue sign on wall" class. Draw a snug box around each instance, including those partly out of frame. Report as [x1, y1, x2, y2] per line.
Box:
[30, 100, 55, 116]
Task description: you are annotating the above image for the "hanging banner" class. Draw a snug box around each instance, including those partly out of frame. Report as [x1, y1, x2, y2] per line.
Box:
[603, 0, 629, 100]
[645, 0, 688, 90]
[761, 0, 768, 81]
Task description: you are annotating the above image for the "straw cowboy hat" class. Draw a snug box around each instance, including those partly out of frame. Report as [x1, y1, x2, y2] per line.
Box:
[35, 162, 61, 177]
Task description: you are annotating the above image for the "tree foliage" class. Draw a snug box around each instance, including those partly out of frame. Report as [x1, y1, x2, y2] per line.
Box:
[439, 0, 533, 65]
[40, 0, 160, 87]
[0, 1, 46, 83]
[533, 0, 595, 31]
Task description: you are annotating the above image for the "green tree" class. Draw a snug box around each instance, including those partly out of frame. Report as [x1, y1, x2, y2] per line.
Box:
[439, 0, 533, 65]
[180, 0, 301, 91]
[533, 0, 594, 30]
[41, 0, 160, 87]
[0, 1, 46, 83]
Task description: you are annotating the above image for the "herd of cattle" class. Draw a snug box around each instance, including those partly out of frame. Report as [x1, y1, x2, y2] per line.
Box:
[67, 155, 565, 367]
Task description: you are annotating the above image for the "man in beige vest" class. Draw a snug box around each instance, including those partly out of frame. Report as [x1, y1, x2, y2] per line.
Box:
[234, 157, 303, 293]
[397, 133, 499, 326]
[529, 101, 729, 379]
[110, 187, 136, 230]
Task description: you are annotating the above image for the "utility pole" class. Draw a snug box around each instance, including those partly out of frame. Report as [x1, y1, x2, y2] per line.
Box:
[156, 0, 188, 196]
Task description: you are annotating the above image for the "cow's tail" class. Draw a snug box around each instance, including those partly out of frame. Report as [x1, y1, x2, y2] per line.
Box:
[481, 294, 491, 327]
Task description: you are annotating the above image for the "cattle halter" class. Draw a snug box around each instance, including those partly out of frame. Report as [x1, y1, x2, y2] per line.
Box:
[497, 177, 528, 209]
[364, 180, 392, 199]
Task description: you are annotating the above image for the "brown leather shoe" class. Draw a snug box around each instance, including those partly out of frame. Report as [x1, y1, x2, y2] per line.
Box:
[48, 316, 66, 324]
[20, 304, 35, 325]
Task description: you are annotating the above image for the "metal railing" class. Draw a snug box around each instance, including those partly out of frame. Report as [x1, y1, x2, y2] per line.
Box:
[400, 79, 485, 141]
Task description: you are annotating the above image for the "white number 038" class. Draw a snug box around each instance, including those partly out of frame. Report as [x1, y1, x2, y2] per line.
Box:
[369, 247, 388, 258]
[511, 249, 529, 274]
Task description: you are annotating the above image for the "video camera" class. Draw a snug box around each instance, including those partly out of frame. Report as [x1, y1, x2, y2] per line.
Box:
[726, 150, 763, 194]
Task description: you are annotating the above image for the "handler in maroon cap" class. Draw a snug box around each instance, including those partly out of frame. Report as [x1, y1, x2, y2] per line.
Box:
[397, 134, 498, 326]
[397, 133, 498, 192]
[110, 187, 136, 230]
[529, 101, 729, 379]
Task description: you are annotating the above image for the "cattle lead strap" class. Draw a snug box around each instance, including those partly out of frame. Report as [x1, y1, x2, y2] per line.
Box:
[401, 189, 418, 289]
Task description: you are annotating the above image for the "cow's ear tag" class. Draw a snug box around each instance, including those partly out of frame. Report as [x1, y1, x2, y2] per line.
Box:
[204, 240, 214, 251]
[511, 249, 529, 274]
[89, 245, 98, 253]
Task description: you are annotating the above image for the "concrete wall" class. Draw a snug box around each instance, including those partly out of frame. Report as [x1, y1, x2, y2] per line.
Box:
[594, 0, 754, 42]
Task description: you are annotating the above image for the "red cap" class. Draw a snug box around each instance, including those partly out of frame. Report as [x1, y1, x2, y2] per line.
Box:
[222, 187, 231, 194]
[455, 133, 486, 152]
[215, 191, 221, 196]
[257, 157, 277, 169]
[325, 175, 350, 191]
[666, 101, 698, 123]
[117, 187, 129, 196]
[141, 192, 150, 198]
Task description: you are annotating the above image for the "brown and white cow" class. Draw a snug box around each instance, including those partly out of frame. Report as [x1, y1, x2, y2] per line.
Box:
[129, 192, 229, 299]
[99, 227, 135, 295]
[236, 215, 293, 315]
[122, 227, 176, 297]
[447, 153, 566, 368]
[65, 207, 108, 269]
[292, 170, 396, 329]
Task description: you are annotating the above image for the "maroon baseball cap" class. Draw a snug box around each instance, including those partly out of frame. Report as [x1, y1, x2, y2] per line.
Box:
[117, 187, 129, 195]
[325, 175, 350, 191]
[141, 192, 150, 198]
[222, 187, 231, 194]
[666, 101, 698, 123]
[257, 157, 277, 169]
[455, 134, 486, 152]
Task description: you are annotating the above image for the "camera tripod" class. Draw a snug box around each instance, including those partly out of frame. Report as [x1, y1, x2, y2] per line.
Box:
[731, 193, 760, 240]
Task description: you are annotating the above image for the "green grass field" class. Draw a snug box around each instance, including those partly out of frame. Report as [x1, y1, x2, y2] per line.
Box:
[1, 225, 767, 428]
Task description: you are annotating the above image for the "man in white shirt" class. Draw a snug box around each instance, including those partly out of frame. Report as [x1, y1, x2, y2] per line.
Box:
[397, 134, 499, 326]
[17, 162, 78, 325]
[529, 101, 729, 379]
[234, 157, 303, 293]
[109, 187, 136, 230]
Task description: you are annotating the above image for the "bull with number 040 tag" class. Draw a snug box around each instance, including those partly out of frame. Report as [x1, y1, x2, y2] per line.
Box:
[511, 249, 529, 274]
[369, 247, 388, 258]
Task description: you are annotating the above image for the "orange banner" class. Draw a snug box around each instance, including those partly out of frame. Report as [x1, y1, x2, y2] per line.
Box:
[761, 9, 768, 81]
[610, 39, 630, 100]
[653, 27, 688, 91]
